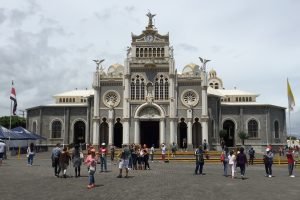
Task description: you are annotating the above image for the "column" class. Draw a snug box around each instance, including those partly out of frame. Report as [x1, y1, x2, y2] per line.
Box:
[92, 70, 100, 145]
[160, 119, 165, 144]
[123, 119, 130, 145]
[134, 119, 140, 144]
[187, 119, 192, 147]
[108, 109, 114, 145]
[201, 71, 209, 143]
[169, 119, 175, 144]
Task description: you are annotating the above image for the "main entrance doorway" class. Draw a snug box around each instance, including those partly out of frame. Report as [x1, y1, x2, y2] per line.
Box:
[223, 120, 235, 147]
[140, 121, 159, 148]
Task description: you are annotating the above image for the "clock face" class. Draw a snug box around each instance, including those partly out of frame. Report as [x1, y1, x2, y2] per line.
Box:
[145, 35, 154, 42]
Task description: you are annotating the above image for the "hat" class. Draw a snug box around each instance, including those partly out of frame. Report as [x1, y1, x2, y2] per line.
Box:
[266, 148, 270, 151]
[101, 143, 106, 146]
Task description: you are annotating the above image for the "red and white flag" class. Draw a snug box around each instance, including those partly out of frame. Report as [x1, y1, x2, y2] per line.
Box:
[10, 81, 17, 115]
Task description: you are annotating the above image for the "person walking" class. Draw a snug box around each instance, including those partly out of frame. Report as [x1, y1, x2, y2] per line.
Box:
[26, 143, 35, 166]
[221, 147, 229, 177]
[263, 148, 274, 178]
[84, 148, 97, 189]
[161, 143, 167, 162]
[228, 150, 236, 179]
[286, 148, 296, 177]
[236, 147, 248, 180]
[51, 143, 61, 177]
[117, 144, 131, 178]
[59, 147, 71, 178]
[0, 139, 6, 166]
[194, 145, 205, 175]
[99, 143, 107, 172]
[182, 138, 187, 152]
[72, 144, 82, 177]
[143, 144, 150, 170]
[110, 144, 115, 161]
[171, 142, 177, 158]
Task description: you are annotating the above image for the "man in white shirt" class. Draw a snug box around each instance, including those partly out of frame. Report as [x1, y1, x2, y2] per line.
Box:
[0, 139, 6, 166]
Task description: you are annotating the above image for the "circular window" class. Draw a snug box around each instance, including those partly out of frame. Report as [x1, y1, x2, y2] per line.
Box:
[103, 90, 120, 108]
[181, 89, 199, 107]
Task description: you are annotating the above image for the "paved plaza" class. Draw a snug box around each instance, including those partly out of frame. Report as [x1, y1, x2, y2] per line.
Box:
[0, 152, 299, 200]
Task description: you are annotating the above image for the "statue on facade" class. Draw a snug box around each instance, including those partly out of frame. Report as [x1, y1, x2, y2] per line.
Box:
[146, 11, 156, 28]
[199, 57, 210, 72]
[93, 59, 105, 70]
[169, 46, 174, 58]
[126, 46, 131, 57]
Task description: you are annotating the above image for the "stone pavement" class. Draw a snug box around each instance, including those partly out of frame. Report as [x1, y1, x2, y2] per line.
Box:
[0, 152, 299, 200]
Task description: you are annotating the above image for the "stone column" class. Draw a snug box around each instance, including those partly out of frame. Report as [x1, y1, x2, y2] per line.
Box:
[92, 70, 100, 145]
[160, 119, 165, 144]
[108, 109, 114, 145]
[123, 119, 130, 145]
[122, 59, 130, 145]
[169, 119, 175, 144]
[201, 71, 209, 143]
[187, 119, 193, 148]
[134, 119, 140, 144]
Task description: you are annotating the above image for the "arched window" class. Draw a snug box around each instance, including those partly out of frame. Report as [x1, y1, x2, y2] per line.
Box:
[131, 82, 135, 100]
[239, 97, 241, 102]
[52, 120, 62, 138]
[155, 80, 159, 100]
[215, 83, 219, 89]
[66, 98, 69, 103]
[59, 98, 62, 103]
[161, 48, 165, 57]
[157, 48, 160, 57]
[144, 48, 148, 57]
[165, 80, 169, 99]
[63, 98, 65, 103]
[140, 48, 143, 57]
[242, 97, 245, 102]
[136, 48, 139, 57]
[209, 83, 214, 88]
[136, 79, 140, 100]
[248, 120, 258, 138]
[159, 77, 164, 100]
[274, 121, 279, 138]
[141, 80, 145, 100]
[153, 48, 157, 57]
[236, 97, 238, 102]
[249, 97, 252, 102]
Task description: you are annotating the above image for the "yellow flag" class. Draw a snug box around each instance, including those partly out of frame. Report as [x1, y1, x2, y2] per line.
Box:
[287, 79, 295, 111]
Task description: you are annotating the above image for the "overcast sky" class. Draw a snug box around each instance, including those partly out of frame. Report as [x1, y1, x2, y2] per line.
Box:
[0, 0, 299, 136]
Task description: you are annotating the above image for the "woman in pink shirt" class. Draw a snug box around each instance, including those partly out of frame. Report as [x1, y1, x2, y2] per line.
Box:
[84, 148, 97, 189]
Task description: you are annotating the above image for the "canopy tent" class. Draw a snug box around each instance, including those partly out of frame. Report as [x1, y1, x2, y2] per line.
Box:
[0, 125, 31, 140]
[12, 127, 47, 140]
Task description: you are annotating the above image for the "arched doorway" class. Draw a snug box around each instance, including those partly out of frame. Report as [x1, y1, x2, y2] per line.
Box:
[192, 118, 202, 148]
[178, 118, 187, 148]
[99, 118, 109, 145]
[114, 118, 123, 148]
[74, 121, 85, 144]
[223, 120, 235, 147]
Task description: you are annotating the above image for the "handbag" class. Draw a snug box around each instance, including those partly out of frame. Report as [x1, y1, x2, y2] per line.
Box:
[80, 152, 84, 159]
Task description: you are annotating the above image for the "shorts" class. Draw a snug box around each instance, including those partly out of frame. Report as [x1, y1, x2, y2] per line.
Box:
[119, 159, 129, 169]
[0, 153, 3, 160]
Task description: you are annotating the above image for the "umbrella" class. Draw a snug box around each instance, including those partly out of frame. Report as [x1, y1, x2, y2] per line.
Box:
[0, 125, 30, 140]
[12, 126, 47, 140]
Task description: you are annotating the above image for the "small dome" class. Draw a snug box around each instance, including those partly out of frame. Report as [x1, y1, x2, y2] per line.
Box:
[107, 63, 124, 76]
[209, 68, 217, 78]
[182, 63, 200, 75]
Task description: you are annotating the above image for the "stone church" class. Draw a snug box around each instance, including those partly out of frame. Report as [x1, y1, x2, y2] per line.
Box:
[26, 13, 287, 151]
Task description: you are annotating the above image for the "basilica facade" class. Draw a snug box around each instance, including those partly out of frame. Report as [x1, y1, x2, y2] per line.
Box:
[26, 14, 287, 151]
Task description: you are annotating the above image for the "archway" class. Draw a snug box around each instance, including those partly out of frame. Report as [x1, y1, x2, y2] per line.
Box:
[192, 118, 202, 148]
[74, 121, 86, 144]
[114, 118, 123, 148]
[140, 121, 159, 148]
[178, 118, 187, 148]
[223, 120, 235, 147]
[99, 118, 109, 145]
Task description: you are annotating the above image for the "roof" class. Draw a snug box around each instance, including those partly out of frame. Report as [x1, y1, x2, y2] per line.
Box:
[207, 87, 224, 97]
[216, 89, 259, 96]
[221, 102, 286, 109]
[53, 89, 94, 97]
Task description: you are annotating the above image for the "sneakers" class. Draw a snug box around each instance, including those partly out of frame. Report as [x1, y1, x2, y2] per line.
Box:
[268, 175, 272, 178]
[290, 175, 295, 178]
[117, 175, 122, 178]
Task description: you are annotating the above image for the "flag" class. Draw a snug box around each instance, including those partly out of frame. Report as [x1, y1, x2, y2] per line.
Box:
[287, 79, 295, 111]
[10, 81, 17, 115]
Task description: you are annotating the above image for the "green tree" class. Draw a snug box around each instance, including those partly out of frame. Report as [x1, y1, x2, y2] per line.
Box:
[0, 116, 26, 129]
[238, 131, 249, 145]
[219, 130, 228, 140]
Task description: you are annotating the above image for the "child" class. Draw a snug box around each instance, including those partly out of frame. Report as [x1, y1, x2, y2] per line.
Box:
[59, 147, 71, 178]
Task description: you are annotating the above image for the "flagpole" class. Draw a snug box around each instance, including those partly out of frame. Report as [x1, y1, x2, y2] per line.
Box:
[288, 108, 292, 147]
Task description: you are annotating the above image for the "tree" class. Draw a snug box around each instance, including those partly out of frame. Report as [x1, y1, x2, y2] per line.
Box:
[0, 116, 26, 129]
[238, 131, 249, 145]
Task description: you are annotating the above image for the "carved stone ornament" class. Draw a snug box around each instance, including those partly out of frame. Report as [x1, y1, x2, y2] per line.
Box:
[103, 90, 120, 108]
[181, 89, 199, 108]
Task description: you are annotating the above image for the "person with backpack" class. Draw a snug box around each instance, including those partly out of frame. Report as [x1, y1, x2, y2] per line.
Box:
[84, 148, 97, 189]
[236, 147, 248, 180]
[220, 147, 229, 177]
[51, 143, 61, 177]
[195, 145, 205, 175]
[248, 147, 255, 165]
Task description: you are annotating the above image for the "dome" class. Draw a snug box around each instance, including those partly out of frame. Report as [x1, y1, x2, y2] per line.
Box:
[182, 63, 200, 75]
[107, 63, 124, 76]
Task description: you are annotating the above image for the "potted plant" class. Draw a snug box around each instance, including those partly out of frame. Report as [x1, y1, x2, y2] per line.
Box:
[238, 131, 249, 145]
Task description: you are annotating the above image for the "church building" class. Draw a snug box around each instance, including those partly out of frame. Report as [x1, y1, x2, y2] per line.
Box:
[26, 13, 287, 152]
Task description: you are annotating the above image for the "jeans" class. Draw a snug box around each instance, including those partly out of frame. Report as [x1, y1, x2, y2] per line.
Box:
[27, 154, 34, 165]
[288, 163, 294, 176]
[195, 162, 204, 174]
[150, 154, 154, 161]
[223, 161, 228, 176]
[88, 173, 95, 185]
[239, 164, 246, 176]
[265, 163, 272, 175]
[53, 157, 60, 175]
[100, 157, 107, 171]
